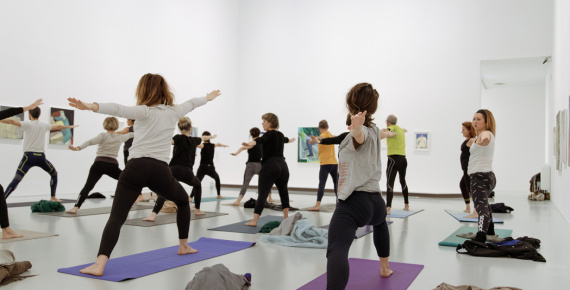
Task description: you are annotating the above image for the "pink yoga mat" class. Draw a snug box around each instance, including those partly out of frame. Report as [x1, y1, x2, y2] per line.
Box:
[297, 258, 423, 290]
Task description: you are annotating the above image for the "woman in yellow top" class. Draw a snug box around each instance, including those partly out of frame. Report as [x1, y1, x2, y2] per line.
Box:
[307, 120, 338, 211]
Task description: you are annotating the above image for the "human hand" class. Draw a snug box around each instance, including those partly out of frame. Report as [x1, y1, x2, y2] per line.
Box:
[68, 146, 80, 151]
[348, 111, 367, 130]
[68, 98, 96, 111]
[206, 90, 221, 101]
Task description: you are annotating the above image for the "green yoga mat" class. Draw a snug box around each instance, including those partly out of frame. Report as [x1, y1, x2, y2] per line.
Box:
[194, 196, 236, 203]
[438, 226, 513, 247]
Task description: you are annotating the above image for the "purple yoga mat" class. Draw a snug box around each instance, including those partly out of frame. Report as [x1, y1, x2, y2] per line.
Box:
[297, 258, 423, 290]
[321, 221, 393, 239]
[58, 237, 255, 282]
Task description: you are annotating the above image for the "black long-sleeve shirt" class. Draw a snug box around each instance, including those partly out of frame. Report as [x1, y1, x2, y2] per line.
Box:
[0, 107, 23, 120]
[320, 132, 349, 145]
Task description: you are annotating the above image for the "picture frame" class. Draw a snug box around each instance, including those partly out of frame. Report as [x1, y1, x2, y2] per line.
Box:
[49, 107, 75, 145]
[414, 132, 430, 151]
[0, 105, 24, 139]
[298, 127, 320, 163]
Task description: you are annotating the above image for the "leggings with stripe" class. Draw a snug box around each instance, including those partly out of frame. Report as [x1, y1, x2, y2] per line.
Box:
[326, 191, 390, 289]
[155, 164, 202, 212]
[459, 168, 471, 204]
[75, 161, 122, 208]
[385, 155, 408, 207]
[5, 152, 58, 198]
[470, 171, 496, 234]
[97, 158, 191, 258]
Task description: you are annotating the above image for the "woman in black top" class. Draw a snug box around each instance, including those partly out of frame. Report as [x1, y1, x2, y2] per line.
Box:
[460, 121, 476, 213]
[116, 119, 145, 203]
[195, 131, 228, 199]
[143, 117, 214, 221]
[242, 113, 296, 227]
[0, 98, 43, 239]
[230, 127, 274, 205]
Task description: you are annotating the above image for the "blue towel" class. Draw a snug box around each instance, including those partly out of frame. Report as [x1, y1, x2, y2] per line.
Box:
[259, 220, 328, 248]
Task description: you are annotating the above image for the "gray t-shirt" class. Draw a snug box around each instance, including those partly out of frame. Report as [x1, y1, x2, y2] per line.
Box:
[21, 121, 52, 153]
[79, 132, 134, 160]
[337, 125, 382, 200]
[97, 97, 208, 164]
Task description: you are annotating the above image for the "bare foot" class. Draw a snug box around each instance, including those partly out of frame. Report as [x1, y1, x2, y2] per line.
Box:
[134, 194, 145, 204]
[188, 197, 193, 202]
[194, 209, 206, 216]
[217, 195, 224, 199]
[381, 268, 394, 278]
[50, 197, 62, 202]
[268, 197, 275, 203]
[79, 262, 105, 277]
[178, 244, 198, 255]
[464, 212, 478, 219]
[307, 206, 320, 211]
[403, 204, 409, 211]
[386, 207, 391, 215]
[142, 212, 157, 222]
[2, 227, 23, 239]
[245, 220, 258, 227]
[65, 207, 78, 214]
[230, 201, 241, 206]
[463, 206, 471, 213]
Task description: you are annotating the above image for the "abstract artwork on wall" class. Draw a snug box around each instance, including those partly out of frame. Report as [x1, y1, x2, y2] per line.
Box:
[298, 127, 320, 163]
[0, 105, 24, 139]
[414, 132, 430, 151]
[49, 107, 74, 145]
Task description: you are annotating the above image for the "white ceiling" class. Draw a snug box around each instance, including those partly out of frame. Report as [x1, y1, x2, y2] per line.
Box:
[481, 57, 550, 89]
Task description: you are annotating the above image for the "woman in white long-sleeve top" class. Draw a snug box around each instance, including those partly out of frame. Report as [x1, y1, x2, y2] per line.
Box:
[67, 73, 220, 277]
[65, 117, 134, 214]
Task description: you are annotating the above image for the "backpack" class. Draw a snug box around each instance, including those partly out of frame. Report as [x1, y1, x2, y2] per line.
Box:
[456, 237, 546, 262]
[490, 203, 514, 213]
[244, 198, 256, 208]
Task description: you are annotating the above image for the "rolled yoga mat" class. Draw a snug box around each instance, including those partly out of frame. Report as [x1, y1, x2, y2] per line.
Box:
[438, 226, 513, 247]
[445, 210, 504, 223]
[195, 196, 236, 203]
[7, 199, 76, 208]
[208, 215, 284, 234]
[58, 237, 256, 282]
[0, 230, 58, 244]
[124, 211, 229, 227]
[321, 222, 393, 239]
[297, 258, 424, 290]
[387, 209, 424, 218]
[36, 204, 154, 217]
[300, 203, 337, 213]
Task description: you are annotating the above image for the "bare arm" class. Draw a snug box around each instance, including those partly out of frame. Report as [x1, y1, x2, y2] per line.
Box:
[477, 131, 492, 146]
[215, 143, 229, 148]
[348, 111, 367, 148]
[0, 119, 21, 127]
[52, 124, 79, 131]
[380, 129, 398, 140]
[286, 137, 296, 144]
[242, 140, 257, 147]
[201, 134, 217, 141]
[23, 99, 43, 112]
[308, 135, 320, 144]
[231, 146, 251, 156]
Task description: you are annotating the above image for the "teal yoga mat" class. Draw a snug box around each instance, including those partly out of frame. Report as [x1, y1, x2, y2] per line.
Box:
[445, 210, 504, 223]
[195, 196, 236, 203]
[438, 226, 513, 247]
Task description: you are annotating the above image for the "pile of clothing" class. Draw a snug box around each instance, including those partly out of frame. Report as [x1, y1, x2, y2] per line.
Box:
[259, 213, 328, 248]
[0, 250, 34, 286]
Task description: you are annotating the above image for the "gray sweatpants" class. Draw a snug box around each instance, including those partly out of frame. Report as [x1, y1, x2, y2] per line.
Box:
[239, 162, 262, 196]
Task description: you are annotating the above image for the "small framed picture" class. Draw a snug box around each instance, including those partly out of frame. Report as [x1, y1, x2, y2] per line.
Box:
[414, 132, 430, 151]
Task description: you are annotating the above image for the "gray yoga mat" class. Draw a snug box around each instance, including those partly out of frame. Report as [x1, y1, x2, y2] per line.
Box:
[300, 203, 337, 213]
[36, 204, 154, 217]
[124, 211, 228, 227]
[7, 199, 76, 208]
[208, 215, 284, 234]
[0, 230, 58, 244]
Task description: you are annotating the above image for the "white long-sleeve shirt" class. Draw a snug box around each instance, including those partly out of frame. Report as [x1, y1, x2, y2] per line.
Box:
[78, 132, 134, 160]
[96, 97, 208, 163]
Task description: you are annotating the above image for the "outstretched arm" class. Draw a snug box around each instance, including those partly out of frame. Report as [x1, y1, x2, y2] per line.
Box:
[285, 137, 296, 144]
[201, 134, 217, 141]
[52, 124, 79, 131]
[478, 131, 492, 146]
[242, 140, 257, 147]
[348, 111, 367, 148]
[176, 90, 222, 117]
[380, 129, 398, 140]
[23, 99, 43, 112]
[0, 99, 43, 120]
[68, 97, 148, 119]
[231, 146, 252, 156]
[0, 118, 21, 127]
[215, 143, 229, 148]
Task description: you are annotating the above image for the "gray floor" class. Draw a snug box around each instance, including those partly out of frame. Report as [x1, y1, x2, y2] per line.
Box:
[1, 188, 567, 289]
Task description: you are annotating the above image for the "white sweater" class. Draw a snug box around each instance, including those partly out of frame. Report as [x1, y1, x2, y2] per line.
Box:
[96, 97, 208, 163]
[78, 132, 134, 160]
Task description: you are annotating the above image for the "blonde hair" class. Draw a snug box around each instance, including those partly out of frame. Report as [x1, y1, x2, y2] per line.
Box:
[178, 117, 192, 132]
[103, 117, 119, 131]
[136, 74, 174, 106]
[262, 113, 279, 129]
[476, 109, 496, 136]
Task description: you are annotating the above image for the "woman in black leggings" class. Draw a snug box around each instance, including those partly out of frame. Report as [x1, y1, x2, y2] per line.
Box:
[193, 131, 228, 199]
[242, 113, 295, 227]
[65, 117, 134, 214]
[0, 98, 43, 239]
[68, 73, 220, 276]
[143, 117, 217, 221]
[327, 83, 392, 289]
[459, 121, 475, 214]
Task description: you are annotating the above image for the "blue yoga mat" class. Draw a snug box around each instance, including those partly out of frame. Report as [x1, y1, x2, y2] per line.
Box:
[58, 237, 255, 281]
[387, 209, 424, 218]
[321, 221, 393, 239]
[445, 210, 503, 223]
[208, 215, 284, 234]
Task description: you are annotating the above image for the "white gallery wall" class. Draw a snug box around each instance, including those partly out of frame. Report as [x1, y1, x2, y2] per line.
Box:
[481, 86, 546, 193]
[235, 0, 552, 194]
[0, 0, 241, 197]
[547, 0, 570, 222]
[0, 0, 554, 197]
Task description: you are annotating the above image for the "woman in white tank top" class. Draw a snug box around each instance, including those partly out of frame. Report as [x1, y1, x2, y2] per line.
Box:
[468, 109, 497, 243]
